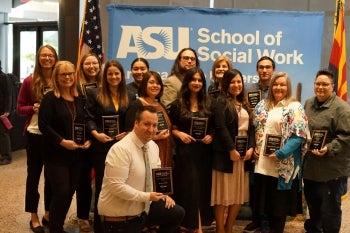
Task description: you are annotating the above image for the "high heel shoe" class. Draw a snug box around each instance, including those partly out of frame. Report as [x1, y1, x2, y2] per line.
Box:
[29, 220, 45, 233]
[41, 216, 49, 227]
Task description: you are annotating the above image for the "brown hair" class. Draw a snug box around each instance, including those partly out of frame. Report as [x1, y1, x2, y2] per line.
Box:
[138, 71, 164, 100]
[31, 45, 58, 102]
[210, 55, 233, 82]
[77, 53, 102, 89]
[97, 60, 129, 108]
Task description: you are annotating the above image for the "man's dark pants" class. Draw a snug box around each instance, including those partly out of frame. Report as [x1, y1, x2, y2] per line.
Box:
[103, 200, 185, 233]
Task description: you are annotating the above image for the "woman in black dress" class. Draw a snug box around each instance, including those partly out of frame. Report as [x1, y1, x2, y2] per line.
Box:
[169, 67, 214, 233]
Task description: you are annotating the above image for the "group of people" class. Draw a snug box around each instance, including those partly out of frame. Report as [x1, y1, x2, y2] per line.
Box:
[10, 44, 350, 233]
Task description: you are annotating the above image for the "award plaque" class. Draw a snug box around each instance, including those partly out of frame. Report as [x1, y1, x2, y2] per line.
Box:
[235, 136, 248, 157]
[73, 123, 85, 145]
[247, 90, 261, 108]
[102, 115, 120, 137]
[43, 86, 52, 95]
[152, 167, 174, 195]
[309, 129, 328, 150]
[190, 117, 208, 140]
[82, 82, 98, 96]
[264, 134, 282, 156]
[157, 111, 169, 131]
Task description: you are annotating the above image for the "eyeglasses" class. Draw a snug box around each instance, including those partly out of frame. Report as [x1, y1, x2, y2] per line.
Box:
[40, 54, 55, 59]
[258, 65, 272, 70]
[314, 82, 332, 87]
[58, 72, 74, 78]
[83, 62, 99, 67]
[181, 56, 196, 61]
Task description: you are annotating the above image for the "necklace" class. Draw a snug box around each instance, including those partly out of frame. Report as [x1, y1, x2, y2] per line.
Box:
[64, 99, 76, 121]
[234, 102, 242, 118]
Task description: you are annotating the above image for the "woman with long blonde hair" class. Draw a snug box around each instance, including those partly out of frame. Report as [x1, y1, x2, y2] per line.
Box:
[39, 61, 91, 233]
[75, 52, 102, 232]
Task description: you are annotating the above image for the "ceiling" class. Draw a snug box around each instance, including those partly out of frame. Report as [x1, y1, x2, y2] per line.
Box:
[9, 0, 59, 22]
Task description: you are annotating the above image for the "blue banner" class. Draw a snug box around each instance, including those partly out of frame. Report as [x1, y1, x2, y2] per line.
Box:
[106, 5, 324, 103]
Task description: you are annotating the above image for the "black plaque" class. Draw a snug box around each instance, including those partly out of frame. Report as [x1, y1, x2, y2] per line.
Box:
[264, 134, 282, 156]
[43, 86, 52, 95]
[309, 129, 328, 150]
[190, 117, 208, 140]
[157, 111, 168, 131]
[73, 123, 85, 145]
[82, 82, 98, 96]
[235, 136, 248, 157]
[152, 167, 174, 195]
[102, 115, 120, 137]
[247, 90, 261, 108]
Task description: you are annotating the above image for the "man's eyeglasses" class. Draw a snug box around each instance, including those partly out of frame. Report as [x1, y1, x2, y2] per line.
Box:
[181, 56, 196, 61]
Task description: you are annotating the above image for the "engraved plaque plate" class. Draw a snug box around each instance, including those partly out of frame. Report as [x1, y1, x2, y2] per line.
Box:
[152, 167, 173, 195]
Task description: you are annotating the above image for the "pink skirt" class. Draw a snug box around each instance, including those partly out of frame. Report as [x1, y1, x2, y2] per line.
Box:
[211, 159, 249, 206]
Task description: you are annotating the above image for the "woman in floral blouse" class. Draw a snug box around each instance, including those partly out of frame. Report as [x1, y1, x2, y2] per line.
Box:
[253, 72, 308, 233]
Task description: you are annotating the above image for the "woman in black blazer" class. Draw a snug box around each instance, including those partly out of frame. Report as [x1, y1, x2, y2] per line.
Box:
[38, 61, 91, 233]
[211, 69, 255, 233]
[84, 59, 129, 233]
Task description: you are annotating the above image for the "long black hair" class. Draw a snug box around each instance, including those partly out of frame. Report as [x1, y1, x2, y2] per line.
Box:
[178, 67, 211, 118]
[219, 69, 253, 123]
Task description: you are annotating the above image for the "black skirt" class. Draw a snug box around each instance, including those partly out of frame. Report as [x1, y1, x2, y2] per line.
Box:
[252, 173, 302, 217]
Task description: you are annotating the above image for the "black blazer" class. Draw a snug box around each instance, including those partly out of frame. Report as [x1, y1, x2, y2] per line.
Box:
[38, 91, 87, 165]
[85, 88, 128, 153]
[212, 98, 255, 173]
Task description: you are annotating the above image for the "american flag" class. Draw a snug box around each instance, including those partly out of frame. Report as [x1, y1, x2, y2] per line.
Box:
[328, 0, 347, 101]
[77, 0, 104, 65]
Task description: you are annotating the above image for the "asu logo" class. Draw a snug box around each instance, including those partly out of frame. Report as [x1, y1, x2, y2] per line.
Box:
[116, 26, 190, 59]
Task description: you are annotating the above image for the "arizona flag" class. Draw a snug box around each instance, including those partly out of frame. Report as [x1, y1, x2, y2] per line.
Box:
[329, 0, 347, 101]
[77, 0, 104, 66]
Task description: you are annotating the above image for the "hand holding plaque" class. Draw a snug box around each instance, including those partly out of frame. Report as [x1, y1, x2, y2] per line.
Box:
[82, 82, 98, 96]
[247, 90, 261, 108]
[190, 117, 208, 140]
[309, 129, 328, 150]
[73, 123, 85, 145]
[157, 111, 168, 131]
[102, 115, 120, 138]
[152, 167, 173, 195]
[235, 136, 248, 157]
[264, 134, 282, 156]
